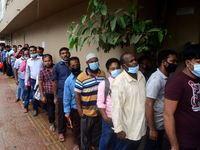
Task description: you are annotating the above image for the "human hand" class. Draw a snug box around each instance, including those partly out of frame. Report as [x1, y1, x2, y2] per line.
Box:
[79, 111, 84, 117]
[54, 97, 58, 106]
[41, 96, 47, 104]
[104, 116, 112, 124]
[15, 80, 19, 85]
[117, 131, 126, 140]
[25, 85, 28, 90]
[149, 129, 158, 141]
[65, 114, 70, 119]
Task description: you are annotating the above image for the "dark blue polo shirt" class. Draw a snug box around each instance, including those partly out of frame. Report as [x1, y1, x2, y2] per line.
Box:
[52, 61, 71, 98]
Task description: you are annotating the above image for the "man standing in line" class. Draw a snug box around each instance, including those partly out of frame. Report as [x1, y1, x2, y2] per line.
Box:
[63, 57, 82, 150]
[25, 46, 43, 116]
[75, 53, 105, 150]
[97, 58, 121, 150]
[111, 52, 146, 150]
[1, 47, 7, 74]
[138, 55, 151, 81]
[144, 50, 178, 150]
[163, 45, 200, 150]
[38, 54, 55, 132]
[52, 47, 71, 142]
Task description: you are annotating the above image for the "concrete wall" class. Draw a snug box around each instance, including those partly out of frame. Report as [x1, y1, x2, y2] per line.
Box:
[11, 0, 137, 76]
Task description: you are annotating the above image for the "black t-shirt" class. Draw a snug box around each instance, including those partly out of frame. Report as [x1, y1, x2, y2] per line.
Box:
[164, 71, 200, 148]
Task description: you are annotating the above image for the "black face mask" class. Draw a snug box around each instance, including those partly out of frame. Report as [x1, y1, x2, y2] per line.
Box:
[71, 66, 81, 76]
[165, 62, 177, 73]
[145, 65, 151, 71]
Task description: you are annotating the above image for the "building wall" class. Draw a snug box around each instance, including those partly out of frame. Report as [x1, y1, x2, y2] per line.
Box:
[11, 0, 138, 75]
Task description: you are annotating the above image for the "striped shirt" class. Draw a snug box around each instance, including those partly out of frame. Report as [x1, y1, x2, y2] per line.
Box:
[75, 68, 106, 117]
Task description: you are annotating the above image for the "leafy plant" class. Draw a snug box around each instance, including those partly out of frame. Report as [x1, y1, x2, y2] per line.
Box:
[67, 0, 170, 53]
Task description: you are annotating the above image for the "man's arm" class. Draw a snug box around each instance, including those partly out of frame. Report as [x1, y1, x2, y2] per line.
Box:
[39, 80, 47, 104]
[14, 68, 19, 85]
[6, 55, 8, 65]
[63, 80, 71, 119]
[52, 80, 58, 106]
[75, 92, 84, 117]
[15, 47, 23, 58]
[163, 98, 179, 150]
[145, 97, 158, 141]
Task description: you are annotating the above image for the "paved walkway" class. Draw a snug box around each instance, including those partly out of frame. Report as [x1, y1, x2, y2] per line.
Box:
[0, 73, 73, 150]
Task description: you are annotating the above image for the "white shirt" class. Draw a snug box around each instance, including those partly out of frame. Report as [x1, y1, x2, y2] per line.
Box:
[14, 57, 25, 79]
[25, 56, 43, 85]
[111, 70, 147, 141]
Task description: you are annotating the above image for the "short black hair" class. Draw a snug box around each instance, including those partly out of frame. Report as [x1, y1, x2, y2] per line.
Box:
[184, 44, 200, 62]
[68, 57, 80, 66]
[157, 50, 177, 66]
[18, 45, 22, 47]
[120, 52, 133, 65]
[59, 47, 69, 55]
[43, 54, 52, 60]
[138, 55, 150, 64]
[29, 45, 36, 50]
[105, 58, 120, 70]
[23, 49, 29, 55]
[37, 46, 44, 52]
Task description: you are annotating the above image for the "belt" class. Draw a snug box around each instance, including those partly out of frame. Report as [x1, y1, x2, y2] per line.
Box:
[31, 78, 36, 81]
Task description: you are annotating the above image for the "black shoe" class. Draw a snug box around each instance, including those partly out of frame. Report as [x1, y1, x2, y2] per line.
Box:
[33, 110, 38, 116]
[44, 109, 48, 115]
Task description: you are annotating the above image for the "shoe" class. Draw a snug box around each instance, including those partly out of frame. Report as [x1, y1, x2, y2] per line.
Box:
[22, 101, 25, 104]
[29, 99, 32, 102]
[58, 134, 65, 142]
[15, 98, 20, 103]
[44, 109, 48, 115]
[23, 109, 28, 113]
[33, 110, 38, 116]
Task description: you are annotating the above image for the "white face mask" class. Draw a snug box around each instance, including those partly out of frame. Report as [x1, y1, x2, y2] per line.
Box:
[189, 61, 200, 77]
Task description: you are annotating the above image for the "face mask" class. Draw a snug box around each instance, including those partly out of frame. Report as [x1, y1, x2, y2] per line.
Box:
[111, 69, 121, 78]
[145, 65, 151, 71]
[25, 57, 29, 60]
[125, 64, 139, 74]
[11, 48, 14, 51]
[30, 53, 38, 58]
[71, 66, 81, 75]
[164, 62, 177, 73]
[61, 59, 68, 63]
[189, 61, 200, 77]
[89, 62, 99, 71]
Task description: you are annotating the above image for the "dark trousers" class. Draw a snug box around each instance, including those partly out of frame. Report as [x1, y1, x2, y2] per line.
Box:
[46, 94, 55, 124]
[144, 127, 165, 150]
[116, 138, 141, 150]
[2, 61, 6, 73]
[71, 108, 81, 146]
[58, 98, 67, 134]
[162, 138, 198, 150]
[81, 114, 102, 150]
[24, 86, 31, 109]
[99, 118, 117, 150]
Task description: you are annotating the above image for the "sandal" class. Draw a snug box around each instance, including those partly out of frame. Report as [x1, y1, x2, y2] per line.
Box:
[73, 145, 79, 150]
[58, 134, 65, 142]
[49, 125, 55, 132]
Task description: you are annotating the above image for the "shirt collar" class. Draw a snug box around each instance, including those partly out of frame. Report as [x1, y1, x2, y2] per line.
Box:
[157, 68, 169, 80]
[85, 68, 100, 77]
[123, 70, 143, 82]
[30, 56, 40, 60]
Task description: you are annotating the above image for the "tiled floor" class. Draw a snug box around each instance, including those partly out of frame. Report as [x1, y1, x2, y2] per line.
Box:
[0, 73, 74, 150]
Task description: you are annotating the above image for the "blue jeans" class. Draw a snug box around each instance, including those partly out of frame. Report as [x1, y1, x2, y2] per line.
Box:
[24, 86, 31, 109]
[11, 61, 14, 77]
[31, 79, 39, 110]
[144, 126, 165, 150]
[16, 84, 21, 99]
[116, 138, 141, 150]
[18, 77, 25, 102]
[99, 118, 117, 150]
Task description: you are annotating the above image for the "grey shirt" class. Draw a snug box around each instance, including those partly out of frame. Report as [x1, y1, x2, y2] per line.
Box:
[146, 68, 170, 130]
[14, 57, 25, 79]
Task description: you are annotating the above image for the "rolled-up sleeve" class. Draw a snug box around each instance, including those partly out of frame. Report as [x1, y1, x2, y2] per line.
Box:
[63, 79, 71, 114]
[97, 80, 106, 109]
[111, 82, 125, 133]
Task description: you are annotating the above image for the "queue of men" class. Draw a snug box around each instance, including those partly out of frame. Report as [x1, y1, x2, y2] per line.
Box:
[0, 43, 200, 150]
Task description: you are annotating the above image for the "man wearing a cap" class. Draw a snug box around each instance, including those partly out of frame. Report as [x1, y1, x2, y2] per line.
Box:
[75, 53, 106, 150]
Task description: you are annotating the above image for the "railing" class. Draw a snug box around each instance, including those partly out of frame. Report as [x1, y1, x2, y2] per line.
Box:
[0, 0, 14, 21]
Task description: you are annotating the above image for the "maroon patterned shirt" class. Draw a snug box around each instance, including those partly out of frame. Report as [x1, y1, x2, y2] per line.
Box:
[38, 67, 53, 94]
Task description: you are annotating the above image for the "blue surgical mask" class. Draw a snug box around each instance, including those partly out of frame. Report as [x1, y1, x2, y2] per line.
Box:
[89, 62, 99, 71]
[125, 64, 139, 74]
[61, 59, 68, 63]
[189, 61, 200, 77]
[11, 48, 14, 51]
[30, 53, 38, 58]
[111, 69, 121, 78]
[25, 57, 29, 60]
